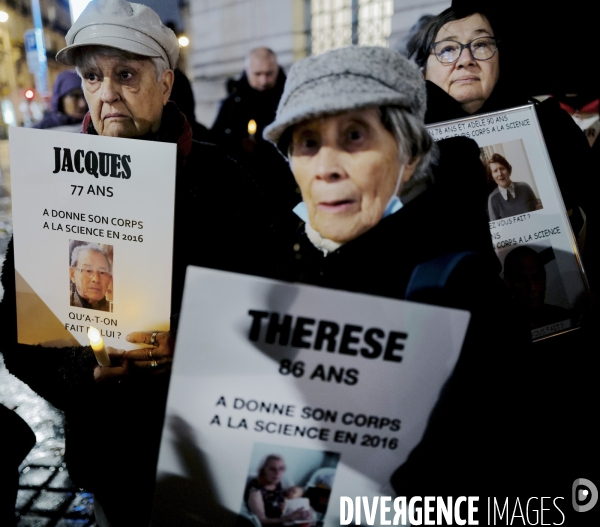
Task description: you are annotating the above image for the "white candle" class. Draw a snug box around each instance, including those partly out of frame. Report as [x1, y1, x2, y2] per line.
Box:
[88, 326, 111, 367]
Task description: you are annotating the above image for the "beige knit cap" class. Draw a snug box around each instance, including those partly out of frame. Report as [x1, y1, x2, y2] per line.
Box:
[56, 0, 179, 69]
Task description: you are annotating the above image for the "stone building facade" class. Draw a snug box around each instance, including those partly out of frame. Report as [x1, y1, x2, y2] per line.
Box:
[185, 0, 449, 128]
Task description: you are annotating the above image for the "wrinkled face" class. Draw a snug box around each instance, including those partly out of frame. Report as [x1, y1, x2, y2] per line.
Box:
[505, 254, 546, 310]
[290, 108, 416, 243]
[263, 459, 286, 485]
[80, 55, 173, 138]
[490, 162, 512, 189]
[425, 14, 500, 114]
[246, 55, 279, 91]
[70, 249, 111, 303]
[62, 88, 88, 120]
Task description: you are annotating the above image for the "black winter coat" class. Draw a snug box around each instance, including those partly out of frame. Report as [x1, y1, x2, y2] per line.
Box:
[424, 85, 598, 497]
[281, 137, 535, 496]
[211, 69, 300, 212]
[211, 69, 286, 149]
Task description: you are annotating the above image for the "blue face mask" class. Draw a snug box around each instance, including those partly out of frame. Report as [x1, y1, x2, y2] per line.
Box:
[293, 165, 405, 223]
[293, 194, 403, 223]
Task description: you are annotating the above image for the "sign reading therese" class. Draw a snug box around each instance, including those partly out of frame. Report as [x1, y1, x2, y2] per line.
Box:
[153, 267, 470, 527]
[426, 105, 589, 341]
[9, 127, 176, 348]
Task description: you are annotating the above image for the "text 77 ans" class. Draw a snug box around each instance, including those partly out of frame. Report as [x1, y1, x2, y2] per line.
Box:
[71, 185, 114, 197]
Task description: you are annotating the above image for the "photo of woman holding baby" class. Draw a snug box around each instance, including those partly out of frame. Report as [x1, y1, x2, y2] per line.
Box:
[244, 455, 312, 526]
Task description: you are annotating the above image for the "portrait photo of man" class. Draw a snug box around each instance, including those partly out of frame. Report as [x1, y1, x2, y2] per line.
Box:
[69, 242, 113, 312]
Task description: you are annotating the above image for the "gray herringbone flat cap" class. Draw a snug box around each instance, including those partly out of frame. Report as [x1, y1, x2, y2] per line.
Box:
[57, 0, 179, 69]
[264, 46, 426, 151]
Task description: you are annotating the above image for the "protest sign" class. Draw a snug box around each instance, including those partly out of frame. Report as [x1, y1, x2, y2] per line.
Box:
[427, 105, 589, 340]
[153, 267, 470, 527]
[9, 127, 176, 348]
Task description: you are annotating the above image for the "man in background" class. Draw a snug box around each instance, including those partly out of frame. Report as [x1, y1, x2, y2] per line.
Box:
[212, 47, 298, 209]
[212, 47, 284, 147]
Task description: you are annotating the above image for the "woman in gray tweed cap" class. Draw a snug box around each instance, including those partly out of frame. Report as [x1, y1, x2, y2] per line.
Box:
[265, 45, 435, 252]
[266, 45, 530, 497]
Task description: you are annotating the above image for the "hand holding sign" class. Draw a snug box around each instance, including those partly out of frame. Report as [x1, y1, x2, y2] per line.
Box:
[124, 331, 174, 373]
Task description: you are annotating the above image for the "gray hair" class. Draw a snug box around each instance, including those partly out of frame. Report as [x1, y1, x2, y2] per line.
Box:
[73, 45, 169, 82]
[70, 243, 112, 274]
[380, 106, 438, 184]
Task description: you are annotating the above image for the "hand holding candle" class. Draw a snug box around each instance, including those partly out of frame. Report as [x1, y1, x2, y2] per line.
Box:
[88, 326, 111, 367]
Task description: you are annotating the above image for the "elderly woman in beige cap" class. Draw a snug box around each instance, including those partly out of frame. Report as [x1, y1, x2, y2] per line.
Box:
[0, 1, 278, 525]
[265, 46, 530, 497]
[53, 1, 180, 375]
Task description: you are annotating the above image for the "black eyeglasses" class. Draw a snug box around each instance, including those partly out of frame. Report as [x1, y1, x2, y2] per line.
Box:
[431, 36, 498, 64]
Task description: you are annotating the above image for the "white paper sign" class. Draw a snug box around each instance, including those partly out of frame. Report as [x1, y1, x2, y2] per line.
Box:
[9, 127, 176, 348]
[427, 105, 589, 340]
[154, 267, 470, 527]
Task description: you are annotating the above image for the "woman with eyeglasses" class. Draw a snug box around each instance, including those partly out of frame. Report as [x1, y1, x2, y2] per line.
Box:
[402, 5, 597, 500]
[407, 5, 597, 291]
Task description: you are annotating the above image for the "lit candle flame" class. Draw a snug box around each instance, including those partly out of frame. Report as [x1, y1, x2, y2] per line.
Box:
[247, 119, 257, 136]
[88, 326, 101, 344]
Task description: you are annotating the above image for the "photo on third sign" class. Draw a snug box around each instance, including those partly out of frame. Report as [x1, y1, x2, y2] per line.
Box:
[498, 241, 573, 335]
[241, 443, 340, 526]
[480, 139, 543, 222]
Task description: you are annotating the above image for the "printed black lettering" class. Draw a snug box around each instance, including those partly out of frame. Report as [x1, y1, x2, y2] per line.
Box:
[61, 148, 74, 172]
[265, 313, 292, 345]
[291, 317, 315, 348]
[339, 325, 362, 356]
[109, 154, 121, 178]
[361, 327, 384, 359]
[74, 149, 85, 173]
[383, 332, 407, 362]
[121, 155, 132, 179]
[314, 320, 339, 352]
[85, 151, 99, 178]
[247, 310, 268, 341]
[53, 147, 61, 173]
[99, 152, 110, 177]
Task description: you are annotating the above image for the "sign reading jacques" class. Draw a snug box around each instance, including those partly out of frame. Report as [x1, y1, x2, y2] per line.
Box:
[153, 267, 470, 527]
[427, 105, 589, 340]
[9, 127, 176, 348]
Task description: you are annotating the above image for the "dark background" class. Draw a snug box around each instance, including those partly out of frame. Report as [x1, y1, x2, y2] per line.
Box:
[454, 0, 600, 98]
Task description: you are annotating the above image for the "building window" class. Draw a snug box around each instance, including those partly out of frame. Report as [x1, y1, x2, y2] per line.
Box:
[310, 0, 393, 55]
